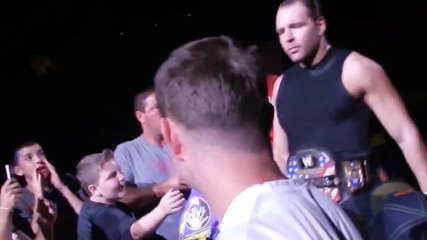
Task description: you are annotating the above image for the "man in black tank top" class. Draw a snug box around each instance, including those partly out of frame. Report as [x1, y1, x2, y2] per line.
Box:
[272, 0, 427, 217]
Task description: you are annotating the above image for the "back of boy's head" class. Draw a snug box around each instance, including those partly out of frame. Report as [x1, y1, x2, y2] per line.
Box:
[76, 149, 114, 196]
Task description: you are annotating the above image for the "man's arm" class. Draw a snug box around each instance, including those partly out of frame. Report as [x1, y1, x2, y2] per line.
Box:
[119, 185, 159, 210]
[120, 177, 187, 210]
[114, 146, 160, 209]
[114, 146, 187, 209]
[272, 75, 290, 172]
[343, 52, 427, 191]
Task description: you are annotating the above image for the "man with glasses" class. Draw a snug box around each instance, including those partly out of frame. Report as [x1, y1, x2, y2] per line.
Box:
[114, 88, 188, 240]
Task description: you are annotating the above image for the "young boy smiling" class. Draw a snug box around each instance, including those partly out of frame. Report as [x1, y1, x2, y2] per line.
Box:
[76, 149, 185, 240]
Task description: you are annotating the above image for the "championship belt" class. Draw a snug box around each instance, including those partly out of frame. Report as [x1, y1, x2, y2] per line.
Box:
[286, 148, 370, 202]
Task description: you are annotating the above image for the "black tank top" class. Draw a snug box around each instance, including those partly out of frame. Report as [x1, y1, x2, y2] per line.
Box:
[276, 47, 372, 160]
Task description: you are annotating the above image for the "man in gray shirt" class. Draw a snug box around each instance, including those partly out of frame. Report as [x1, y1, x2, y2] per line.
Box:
[114, 88, 188, 239]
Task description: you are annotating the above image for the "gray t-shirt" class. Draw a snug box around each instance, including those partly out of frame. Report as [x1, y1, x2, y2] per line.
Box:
[217, 179, 362, 240]
[114, 135, 182, 240]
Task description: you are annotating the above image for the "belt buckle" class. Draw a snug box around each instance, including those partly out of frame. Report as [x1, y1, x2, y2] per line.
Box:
[341, 160, 369, 193]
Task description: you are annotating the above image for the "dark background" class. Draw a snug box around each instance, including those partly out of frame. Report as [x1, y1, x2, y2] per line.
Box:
[0, 0, 426, 180]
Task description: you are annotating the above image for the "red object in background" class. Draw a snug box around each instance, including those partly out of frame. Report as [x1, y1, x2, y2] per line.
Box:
[266, 74, 280, 143]
[266, 74, 279, 101]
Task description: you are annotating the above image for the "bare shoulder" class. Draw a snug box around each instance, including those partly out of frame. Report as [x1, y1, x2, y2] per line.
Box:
[272, 74, 284, 94]
[342, 52, 388, 95]
[271, 74, 284, 103]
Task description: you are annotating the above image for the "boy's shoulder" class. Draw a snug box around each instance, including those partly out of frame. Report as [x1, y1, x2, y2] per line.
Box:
[80, 200, 134, 221]
[78, 201, 136, 240]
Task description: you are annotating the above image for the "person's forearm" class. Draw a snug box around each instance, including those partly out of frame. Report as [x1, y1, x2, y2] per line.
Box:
[130, 206, 166, 239]
[119, 185, 165, 210]
[58, 185, 83, 214]
[400, 137, 427, 192]
[31, 201, 41, 234]
[0, 210, 13, 240]
[35, 224, 54, 240]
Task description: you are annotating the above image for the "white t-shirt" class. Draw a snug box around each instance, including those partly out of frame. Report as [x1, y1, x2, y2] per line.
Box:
[216, 179, 362, 240]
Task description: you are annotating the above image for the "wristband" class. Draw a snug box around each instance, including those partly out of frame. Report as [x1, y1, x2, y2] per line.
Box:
[0, 206, 12, 213]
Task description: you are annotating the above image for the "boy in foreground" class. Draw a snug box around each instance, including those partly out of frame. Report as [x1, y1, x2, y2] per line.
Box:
[76, 149, 185, 240]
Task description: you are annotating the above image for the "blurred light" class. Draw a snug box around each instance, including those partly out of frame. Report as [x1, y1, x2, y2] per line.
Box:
[154, 23, 158, 27]
[119, 32, 124, 36]
[31, 55, 56, 77]
[187, 13, 192, 17]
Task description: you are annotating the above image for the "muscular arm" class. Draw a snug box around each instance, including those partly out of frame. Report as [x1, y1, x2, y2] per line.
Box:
[119, 185, 161, 210]
[114, 145, 187, 210]
[343, 52, 427, 191]
[120, 179, 187, 210]
[272, 75, 290, 172]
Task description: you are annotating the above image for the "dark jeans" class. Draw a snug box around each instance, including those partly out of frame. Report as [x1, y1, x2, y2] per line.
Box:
[340, 182, 427, 240]
[340, 188, 374, 239]
[370, 191, 427, 240]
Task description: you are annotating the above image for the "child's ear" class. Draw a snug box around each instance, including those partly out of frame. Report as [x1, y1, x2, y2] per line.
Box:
[88, 184, 97, 195]
[14, 166, 24, 177]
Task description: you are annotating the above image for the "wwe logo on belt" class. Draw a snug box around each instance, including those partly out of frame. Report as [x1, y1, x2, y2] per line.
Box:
[301, 155, 315, 168]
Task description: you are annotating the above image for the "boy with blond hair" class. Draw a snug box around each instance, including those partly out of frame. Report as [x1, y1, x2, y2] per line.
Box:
[76, 149, 185, 240]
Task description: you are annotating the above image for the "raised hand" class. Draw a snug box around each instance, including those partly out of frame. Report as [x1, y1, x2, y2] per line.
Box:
[158, 189, 186, 216]
[42, 161, 65, 191]
[31, 169, 45, 200]
[0, 179, 22, 212]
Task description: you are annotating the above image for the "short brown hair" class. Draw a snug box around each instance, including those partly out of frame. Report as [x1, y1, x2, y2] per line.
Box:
[280, 0, 323, 20]
[76, 149, 115, 196]
[133, 87, 155, 112]
[154, 36, 271, 148]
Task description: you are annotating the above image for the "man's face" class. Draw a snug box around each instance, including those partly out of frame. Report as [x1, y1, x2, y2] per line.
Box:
[276, 2, 325, 63]
[14, 144, 49, 179]
[138, 93, 162, 135]
[90, 161, 126, 202]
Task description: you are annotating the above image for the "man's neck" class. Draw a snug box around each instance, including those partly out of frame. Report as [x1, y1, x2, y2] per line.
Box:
[300, 39, 330, 68]
[194, 151, 284, 221]
[141, 132, 163, 146]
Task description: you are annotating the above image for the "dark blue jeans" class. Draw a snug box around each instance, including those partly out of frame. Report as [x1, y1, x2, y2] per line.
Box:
[340, 183, 427, 240]
[339, 188, 374, 239]
[370, 191, 427, 240]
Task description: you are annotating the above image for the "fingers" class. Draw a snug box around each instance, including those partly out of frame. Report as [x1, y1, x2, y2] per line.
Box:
[1, 179, 22, 196]
[163, 189, 184, 201]
[169, 199, 186, 213]
[8, 179, 21, 188]
[4, 179, 21, 190]
[166, 195, 186, 212]
[32, 168, 42, 184]
[43, 161, 55, 171]
[9, 186, 22, 196]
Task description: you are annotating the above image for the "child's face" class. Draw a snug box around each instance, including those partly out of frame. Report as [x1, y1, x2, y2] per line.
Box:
[14, 144, 50, 179]
[90, 161, 126, 202]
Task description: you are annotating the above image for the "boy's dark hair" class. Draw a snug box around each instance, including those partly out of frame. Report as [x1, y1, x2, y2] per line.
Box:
[154, 36, 271, 147]
[11, 139, 41, 166]
[76, 149, 115, 196]
[280, 0, 323, 20]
